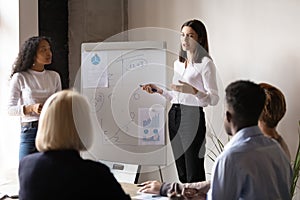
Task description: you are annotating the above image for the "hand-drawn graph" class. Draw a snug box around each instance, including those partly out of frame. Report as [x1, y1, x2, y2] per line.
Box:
[99, 52, 153, 145]
[81, 41, 167, 165]
[138, 107, 165, 145]
[88, 90, 104, 113]
[87, 50, 165, 146]
[82, 41, 167, 146]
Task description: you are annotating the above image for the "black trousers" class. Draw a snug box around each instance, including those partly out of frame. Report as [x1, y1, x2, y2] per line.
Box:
[168, 104, 206, 183]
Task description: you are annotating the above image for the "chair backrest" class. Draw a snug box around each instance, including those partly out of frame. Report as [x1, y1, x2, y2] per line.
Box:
[99, 160, 141, 184]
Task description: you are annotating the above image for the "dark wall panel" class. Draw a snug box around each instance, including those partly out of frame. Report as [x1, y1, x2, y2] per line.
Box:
[38, 0, 69, 89]
[38, 0, 128, 89]
[68, 0, 128, 87]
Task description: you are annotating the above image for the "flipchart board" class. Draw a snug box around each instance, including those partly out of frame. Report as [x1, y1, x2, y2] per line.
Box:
[80, 41, 168, 165]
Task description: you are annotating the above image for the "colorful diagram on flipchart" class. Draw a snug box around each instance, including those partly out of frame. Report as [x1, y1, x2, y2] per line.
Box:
[138, 107, 165, 145]
[82, 49, 167, 146]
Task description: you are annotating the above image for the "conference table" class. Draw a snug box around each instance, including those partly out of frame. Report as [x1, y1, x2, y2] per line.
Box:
[0, 168, 167, 200]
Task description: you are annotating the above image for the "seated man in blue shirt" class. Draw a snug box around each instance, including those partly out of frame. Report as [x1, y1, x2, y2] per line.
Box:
[138, 80, 292, 200]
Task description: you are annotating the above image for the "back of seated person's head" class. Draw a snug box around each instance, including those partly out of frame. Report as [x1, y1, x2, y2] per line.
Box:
[225, 80, 266, 125]
[36, 90, 93, 152]
[259, 82, 286, 128]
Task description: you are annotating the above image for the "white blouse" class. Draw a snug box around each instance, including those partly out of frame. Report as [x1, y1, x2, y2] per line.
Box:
[162, 57, 219, 107]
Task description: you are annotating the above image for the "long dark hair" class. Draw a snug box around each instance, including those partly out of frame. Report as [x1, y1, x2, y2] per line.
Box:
[179, 19, 210, 63]
[10, 36, 52, 78]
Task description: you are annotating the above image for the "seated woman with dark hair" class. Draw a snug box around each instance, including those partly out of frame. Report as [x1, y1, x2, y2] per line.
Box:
[258, 82, 291, 161]
[18, 90, 131, 200]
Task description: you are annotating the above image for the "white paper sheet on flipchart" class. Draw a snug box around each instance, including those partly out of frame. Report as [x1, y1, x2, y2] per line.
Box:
[82, 51, 108, 88]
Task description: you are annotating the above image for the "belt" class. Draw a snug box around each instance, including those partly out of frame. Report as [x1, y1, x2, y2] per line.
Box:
[172, 104, 180, 108]
[21, 121, 39, 128]
[172, 104, 203, 110]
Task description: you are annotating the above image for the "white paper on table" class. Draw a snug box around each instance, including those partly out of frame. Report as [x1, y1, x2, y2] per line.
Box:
[132, 191, 169, 200]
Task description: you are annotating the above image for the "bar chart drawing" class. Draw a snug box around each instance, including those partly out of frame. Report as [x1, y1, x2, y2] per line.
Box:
[138, 107, 164, 145]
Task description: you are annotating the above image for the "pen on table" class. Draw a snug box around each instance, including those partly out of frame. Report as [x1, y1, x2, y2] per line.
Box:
[139, 84, 157, 93]
[152, 194, 161, 198]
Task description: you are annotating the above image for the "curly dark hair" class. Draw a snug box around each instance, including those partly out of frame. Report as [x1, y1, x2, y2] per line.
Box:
[225, 80, 266, 124]
[10, 36, 52, 78]
[179, 19, 210, 63]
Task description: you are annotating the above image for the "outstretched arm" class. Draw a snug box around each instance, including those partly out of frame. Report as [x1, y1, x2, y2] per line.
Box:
[138, 180, 162, 194]
[138, 180, 210, 199]
[140, 84, 163, 94]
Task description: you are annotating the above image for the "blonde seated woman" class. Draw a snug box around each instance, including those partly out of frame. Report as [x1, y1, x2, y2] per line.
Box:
[18, 90, 131, 200]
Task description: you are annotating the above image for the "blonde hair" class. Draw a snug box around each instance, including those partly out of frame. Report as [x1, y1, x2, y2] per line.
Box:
[36, 90, 93, 152]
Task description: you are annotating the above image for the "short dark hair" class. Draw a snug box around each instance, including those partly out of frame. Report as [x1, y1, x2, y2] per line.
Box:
[225, 80, 266, 123]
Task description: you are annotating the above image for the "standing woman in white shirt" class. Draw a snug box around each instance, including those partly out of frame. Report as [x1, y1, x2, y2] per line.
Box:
[8, 36, 62, 161]
[141, 19, 219, 183]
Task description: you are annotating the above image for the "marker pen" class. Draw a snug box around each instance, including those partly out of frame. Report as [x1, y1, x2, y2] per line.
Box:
[139, 84, 157, 93]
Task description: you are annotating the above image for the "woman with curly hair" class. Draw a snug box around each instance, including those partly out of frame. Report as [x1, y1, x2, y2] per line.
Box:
[8, 36, 61, 161]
